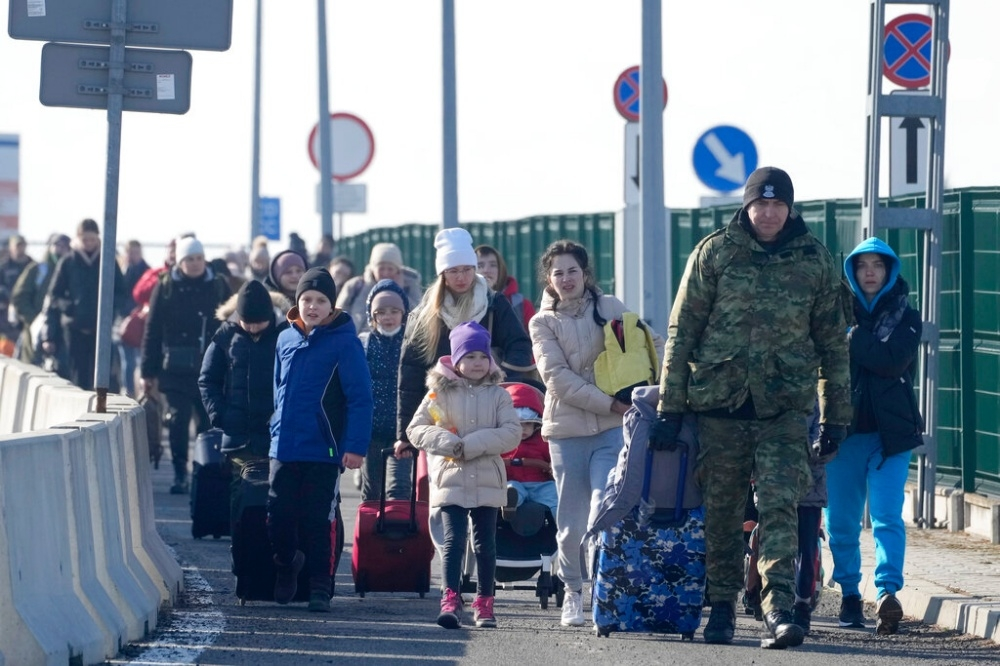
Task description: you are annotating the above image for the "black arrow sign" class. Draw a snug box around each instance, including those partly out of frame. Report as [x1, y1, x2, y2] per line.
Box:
[900, 116, 924, 184]
[632, 133, 640, 189]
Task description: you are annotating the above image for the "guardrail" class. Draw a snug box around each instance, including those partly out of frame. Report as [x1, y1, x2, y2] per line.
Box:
[0, 356, 182, 666]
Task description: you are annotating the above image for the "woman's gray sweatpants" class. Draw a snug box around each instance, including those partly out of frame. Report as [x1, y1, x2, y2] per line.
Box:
[549, 427, 624, 593]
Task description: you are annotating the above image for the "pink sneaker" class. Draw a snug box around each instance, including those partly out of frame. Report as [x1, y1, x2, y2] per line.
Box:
[437, 588, 463, 629]
[472, 595, 496, 628]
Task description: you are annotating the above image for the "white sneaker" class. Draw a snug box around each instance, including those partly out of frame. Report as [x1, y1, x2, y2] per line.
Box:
[561, 589, 585, 627]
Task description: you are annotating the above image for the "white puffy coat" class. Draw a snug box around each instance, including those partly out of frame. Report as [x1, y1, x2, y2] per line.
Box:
[406, 358, 520, 508]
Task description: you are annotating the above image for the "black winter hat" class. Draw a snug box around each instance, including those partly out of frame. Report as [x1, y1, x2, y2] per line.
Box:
[236, 280, 272, 323]
[743, 166, 794, 209]
[295, 267, 337, 305]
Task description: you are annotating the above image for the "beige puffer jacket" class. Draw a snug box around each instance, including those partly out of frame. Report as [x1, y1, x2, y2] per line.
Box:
[406, 358, 520, 509]
[529, 290, 664, 440]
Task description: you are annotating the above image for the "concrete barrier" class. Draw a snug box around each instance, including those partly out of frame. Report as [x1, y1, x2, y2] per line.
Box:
[0, 430, 108, 665]
[0, 357, 183, 665]
[102, 402, 183, 604]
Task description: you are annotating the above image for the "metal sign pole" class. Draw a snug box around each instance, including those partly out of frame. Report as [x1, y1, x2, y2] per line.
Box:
[94, 0, 129, 411]
[317, 0, 335, 239]
[441, 0, 458, 229]
[250, 0, 263, 243]
[640, 0, 667, 331]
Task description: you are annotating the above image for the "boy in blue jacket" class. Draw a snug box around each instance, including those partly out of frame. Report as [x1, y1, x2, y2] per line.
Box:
[269, 267, 373, 612]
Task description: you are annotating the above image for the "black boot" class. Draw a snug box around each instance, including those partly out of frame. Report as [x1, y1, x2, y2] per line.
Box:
[703, 601, 736, 644]
[308, 575, 332, 613]
[791, 601, 812, 635]
[170, 470, 189, 495]
[761, 609, 805, 649]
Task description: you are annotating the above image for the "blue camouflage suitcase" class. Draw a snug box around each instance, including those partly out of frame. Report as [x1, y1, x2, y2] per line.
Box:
[592, 442, 706, 639]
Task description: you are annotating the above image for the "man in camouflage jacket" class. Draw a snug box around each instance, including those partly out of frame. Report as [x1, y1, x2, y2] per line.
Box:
[652, 167, 851, 649]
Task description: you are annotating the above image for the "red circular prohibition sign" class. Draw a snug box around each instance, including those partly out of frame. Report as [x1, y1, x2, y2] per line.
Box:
[883, 14, 949, 89]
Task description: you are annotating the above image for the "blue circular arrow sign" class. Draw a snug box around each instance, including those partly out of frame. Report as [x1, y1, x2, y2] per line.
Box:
[692, 125, 757, 193]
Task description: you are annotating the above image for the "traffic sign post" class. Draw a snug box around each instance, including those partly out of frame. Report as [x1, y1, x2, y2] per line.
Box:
[692, 125, 758, 194]
[623, 122, 639, 206]
[9, 0, 232, 410]
[308, 113, 375, 181]
[612, 65, 667, 122]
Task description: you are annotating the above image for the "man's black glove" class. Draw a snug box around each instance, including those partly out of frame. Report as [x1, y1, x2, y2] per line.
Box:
[650, 411, 684, 451]
[813, 424, 847, 462]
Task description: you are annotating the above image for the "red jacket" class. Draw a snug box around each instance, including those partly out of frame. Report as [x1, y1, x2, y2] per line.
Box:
[501, 382, 550, 483]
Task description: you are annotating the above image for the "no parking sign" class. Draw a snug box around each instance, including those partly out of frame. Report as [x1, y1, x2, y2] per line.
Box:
[883, 14, 949, 89]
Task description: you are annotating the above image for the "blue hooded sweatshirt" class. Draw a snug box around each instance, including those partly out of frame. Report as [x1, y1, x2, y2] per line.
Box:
[844, 237, 901, 312]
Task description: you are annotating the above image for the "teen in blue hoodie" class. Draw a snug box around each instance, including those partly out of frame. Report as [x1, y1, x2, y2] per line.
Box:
[824, 237, 923, 636]
[269, 268, 373, 612]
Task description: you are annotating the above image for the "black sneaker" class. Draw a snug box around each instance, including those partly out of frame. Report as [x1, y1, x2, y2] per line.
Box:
[273, 550, 305, 605]
[791, 601, 812, 635]
[761, 610, 805, 649]
[169, 478, 189, 495]
[839, 594, 866, 629]
[702, 601, 736, 644]
[501, 486, 519, 521]
[308, 590, 331, 613]
[875, 593, 903, 635]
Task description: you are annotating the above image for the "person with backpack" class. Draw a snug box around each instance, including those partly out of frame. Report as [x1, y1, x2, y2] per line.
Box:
[198, 280, 288, 526]
[141, 236, 232, 495]
[528, 239, 663, 628]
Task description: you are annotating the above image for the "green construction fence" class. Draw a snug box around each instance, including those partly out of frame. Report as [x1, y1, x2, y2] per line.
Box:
[338, 186, 1000, 496]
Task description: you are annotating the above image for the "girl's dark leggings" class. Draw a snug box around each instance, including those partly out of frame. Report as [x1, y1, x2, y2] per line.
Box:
[795, 505, 823, 601]
[440, 504, 498, 596]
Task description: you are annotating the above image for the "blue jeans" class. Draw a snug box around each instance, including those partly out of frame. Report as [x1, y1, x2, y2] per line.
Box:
[507, 480, 558, 520]
[549, 428, 624, 592]
[824, 431, 911, 598]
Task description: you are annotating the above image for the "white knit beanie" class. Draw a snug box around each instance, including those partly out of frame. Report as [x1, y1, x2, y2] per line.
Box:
[368, 242, 404, 274]
[434, 228, 478, 275]
[175, 236, 204, 263]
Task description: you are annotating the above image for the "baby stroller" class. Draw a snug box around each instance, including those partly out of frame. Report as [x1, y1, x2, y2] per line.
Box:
[493, 500, 564, 609]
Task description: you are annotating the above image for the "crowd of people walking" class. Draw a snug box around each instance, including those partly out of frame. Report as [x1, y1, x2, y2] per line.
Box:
[0, 165, 924, 645]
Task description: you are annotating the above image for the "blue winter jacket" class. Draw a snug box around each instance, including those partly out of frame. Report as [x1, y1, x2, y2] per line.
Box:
[270, 308, 374, 463]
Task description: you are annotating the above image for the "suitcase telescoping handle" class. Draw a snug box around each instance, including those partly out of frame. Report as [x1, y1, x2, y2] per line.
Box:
[376, 446, 420, 534]
[642, 440, 688, 523]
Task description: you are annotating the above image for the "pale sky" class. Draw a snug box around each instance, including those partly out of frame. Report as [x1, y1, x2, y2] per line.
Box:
[2, 1, 998, 256]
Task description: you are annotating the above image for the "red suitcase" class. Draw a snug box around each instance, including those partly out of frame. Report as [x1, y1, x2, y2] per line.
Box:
[352, 448, 434, 597]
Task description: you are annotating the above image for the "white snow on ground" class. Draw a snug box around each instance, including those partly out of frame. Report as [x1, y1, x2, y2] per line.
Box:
[108, 548, 223, 665]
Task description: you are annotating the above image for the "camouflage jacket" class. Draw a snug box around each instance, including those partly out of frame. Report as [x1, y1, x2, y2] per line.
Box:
[658, 210, 851, 425]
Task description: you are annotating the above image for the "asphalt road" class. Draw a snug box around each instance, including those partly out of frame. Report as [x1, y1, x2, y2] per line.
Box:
[104, 461, 999, 666]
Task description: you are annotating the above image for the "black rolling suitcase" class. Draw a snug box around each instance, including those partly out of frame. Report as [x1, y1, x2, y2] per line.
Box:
[231, 459, 345, 604]
[190, 428, 231, 539]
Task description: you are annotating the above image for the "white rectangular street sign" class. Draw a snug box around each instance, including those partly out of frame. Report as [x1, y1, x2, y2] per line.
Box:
[624, 122, 639, 206]
[889, 90, 930, 197]
[316, 182, 367, 214]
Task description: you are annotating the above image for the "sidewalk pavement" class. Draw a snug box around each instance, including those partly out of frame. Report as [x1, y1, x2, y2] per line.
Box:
[822, 524, 1000, 643]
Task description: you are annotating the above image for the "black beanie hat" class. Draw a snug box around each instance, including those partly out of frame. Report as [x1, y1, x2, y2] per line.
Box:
[743, 166, 794, 209]
[236, 280, 273, 323]
[295, 267, 337, 305]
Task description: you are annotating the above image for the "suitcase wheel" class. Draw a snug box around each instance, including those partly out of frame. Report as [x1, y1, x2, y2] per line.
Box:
[595, 625, 611, 638]
[356, 573, 366, 598]
[239, 598, 246, 607]
[681, 632, 694, 641]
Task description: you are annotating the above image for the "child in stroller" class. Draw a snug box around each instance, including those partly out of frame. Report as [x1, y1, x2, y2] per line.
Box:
[469, 382, 563, 608]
